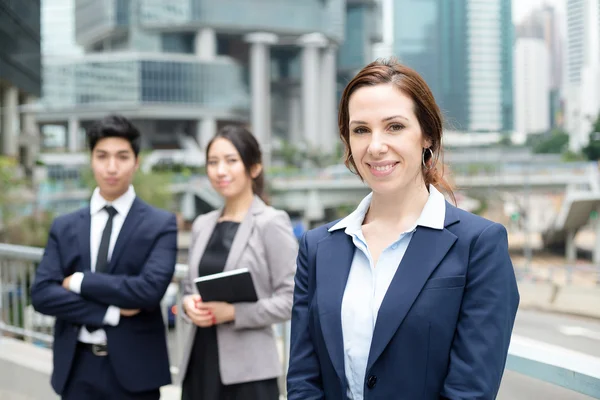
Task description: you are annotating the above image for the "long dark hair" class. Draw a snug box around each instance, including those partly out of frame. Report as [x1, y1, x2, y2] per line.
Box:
[206, 125, 268, 203]
[338, 58, 455, 203]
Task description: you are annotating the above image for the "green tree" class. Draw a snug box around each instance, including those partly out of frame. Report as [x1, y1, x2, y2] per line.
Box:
[582, 113, 600, 160]
[133, 170, 175, 211]
[532, 129, 569, 154]
[562, 150, 586, 162]
[0, 156, 54, 246]
[81, 167, 176, 212]
[498, 135, 512, 147]
[277, 140, 303, 168]
[0, 157, 21, 238]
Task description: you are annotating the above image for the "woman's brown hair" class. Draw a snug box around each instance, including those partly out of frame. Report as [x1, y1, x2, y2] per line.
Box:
[338, 58, 455, 203]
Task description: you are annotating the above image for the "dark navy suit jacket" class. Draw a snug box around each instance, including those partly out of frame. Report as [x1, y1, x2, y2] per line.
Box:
[31, 197, 177, 395]
[287, 202, 520, 400]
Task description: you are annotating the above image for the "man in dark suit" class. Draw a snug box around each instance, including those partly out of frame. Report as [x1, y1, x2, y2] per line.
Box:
[31, 115, 178, 399]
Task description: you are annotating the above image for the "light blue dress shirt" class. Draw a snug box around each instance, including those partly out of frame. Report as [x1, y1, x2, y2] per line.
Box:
[328, 185, 447, 400]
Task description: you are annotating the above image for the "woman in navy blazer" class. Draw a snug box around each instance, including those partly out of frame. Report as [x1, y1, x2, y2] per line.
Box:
[287, 59, 520, 400]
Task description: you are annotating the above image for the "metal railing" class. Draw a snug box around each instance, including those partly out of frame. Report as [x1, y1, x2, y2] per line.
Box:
[515, 264, 600, 286]
[0, 243, 290, 389]
[1, 242, 598, 398]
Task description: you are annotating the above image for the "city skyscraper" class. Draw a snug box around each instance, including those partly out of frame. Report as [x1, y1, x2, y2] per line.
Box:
[514, 38, 550, 136]
[392, 0, 513, 132]
[517, 4, 564, 128]
[41, 0, 83, 57]
[565, 0, 600, 150]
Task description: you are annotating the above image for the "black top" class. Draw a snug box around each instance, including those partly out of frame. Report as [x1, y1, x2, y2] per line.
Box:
[197, 221, 240, 278]
[183, 220, 279, 399]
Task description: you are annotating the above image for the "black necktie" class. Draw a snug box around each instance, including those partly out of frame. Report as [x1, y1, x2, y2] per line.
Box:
[85, 206, 117, 334]
[96, 205, 118, 274]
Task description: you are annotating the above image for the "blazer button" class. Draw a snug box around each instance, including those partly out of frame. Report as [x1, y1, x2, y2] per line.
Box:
[367, 375, 377, 388]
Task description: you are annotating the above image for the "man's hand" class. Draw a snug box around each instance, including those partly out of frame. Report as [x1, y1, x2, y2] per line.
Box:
[62, 275, 72, 290]
[199, 301, 235, 325]
[120, 309, 141, 317]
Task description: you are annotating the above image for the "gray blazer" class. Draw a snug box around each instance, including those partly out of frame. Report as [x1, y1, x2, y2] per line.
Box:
[179, 196, 298, 385]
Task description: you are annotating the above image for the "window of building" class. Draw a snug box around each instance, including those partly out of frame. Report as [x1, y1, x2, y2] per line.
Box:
[161, 32, 195, 54]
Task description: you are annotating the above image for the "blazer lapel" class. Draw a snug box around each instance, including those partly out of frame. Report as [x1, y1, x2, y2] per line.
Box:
[77, 208, 91, 272]
[189, 211, 220, 286]
[108, 198, 145, 273]
[366, 204, 459, 371]
[316, 230, 355, 384]
[223, 196, 265, 272]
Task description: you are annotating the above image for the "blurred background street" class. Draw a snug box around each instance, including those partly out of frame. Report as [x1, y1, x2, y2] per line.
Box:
[2, 0, 600, 398]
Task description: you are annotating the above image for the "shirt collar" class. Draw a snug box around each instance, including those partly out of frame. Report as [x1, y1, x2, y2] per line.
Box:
[329, 185, 446, 234]
[90, 185, 136, 216]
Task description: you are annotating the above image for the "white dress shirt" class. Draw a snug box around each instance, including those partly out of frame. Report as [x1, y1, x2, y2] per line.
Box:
[328, 185, 446, 400]
[69, 185, 136, 344]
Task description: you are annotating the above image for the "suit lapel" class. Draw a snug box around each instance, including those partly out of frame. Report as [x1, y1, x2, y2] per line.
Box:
[77, 208, 91, 272]
[316, 230, 355, 384]
[189, 211, 220, 285]
[223, 196, 265, 272]
[108, 198, 145, 273]
[366, 203, 460, 371]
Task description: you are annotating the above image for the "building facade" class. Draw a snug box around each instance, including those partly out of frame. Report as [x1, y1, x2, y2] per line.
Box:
[0, 0, 41, 162]
[41, 0, 82, 58]
[565, 0, 600, 151]
[514, 38, 550, 136]
[36, 0, 381, 164]
[392, 0, 513, 132]
[517, 4, 564, 129]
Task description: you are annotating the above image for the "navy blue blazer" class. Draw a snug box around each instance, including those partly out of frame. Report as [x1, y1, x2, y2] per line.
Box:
[31, 197, 177, 395]
[287, 202, 520, 400]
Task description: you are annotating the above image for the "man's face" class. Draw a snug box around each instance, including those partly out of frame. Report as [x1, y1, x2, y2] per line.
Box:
[91, 137, 138, 201]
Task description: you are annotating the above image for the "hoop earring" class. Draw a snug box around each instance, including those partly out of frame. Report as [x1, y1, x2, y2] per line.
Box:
[422, 148, 434, 170]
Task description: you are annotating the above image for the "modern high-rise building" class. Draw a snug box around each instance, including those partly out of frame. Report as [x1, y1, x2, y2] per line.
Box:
[514, 38, 550, 136]
[0, 0, 41, 163]
[517, 4, 564, 129]
[35, 0, 381, 164]
[372, 0, 394, 59]
[41, 0, 82, 57]
[391, 0, 513, 132]
[565, 0, 600, 150]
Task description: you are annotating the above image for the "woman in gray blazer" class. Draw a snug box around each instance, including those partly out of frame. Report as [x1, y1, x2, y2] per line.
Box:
[179, 125, 298, 400]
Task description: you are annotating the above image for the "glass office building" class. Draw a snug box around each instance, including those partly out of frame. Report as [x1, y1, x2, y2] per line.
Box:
[393, 0, 513, 132]
[37, 0, 381, 158]
[0, 0, 41, 161]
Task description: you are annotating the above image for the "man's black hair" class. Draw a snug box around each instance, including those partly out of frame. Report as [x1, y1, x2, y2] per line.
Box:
[87, 114, 141, 156]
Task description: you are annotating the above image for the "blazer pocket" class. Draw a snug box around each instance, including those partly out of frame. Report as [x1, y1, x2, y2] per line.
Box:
[423, 275, 466, 290]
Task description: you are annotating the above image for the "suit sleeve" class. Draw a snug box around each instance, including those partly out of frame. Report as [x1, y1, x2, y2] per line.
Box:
[31, 220, 109, 326]
[78, 214, 178, 309]
[440, 222, 520, 399]
[233, 210, 298, 329]
[286, 232, 325, 399]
